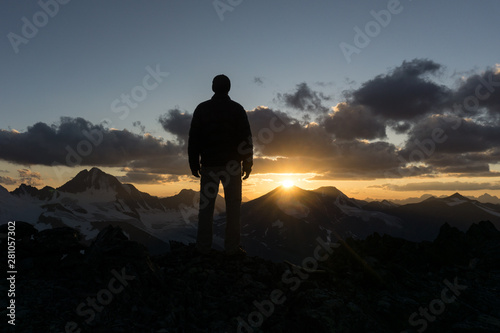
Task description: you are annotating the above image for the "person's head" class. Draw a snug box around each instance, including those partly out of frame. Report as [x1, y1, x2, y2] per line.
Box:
[212, 74, 231, 94]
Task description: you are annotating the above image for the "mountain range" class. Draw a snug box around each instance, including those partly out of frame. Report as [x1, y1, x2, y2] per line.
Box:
[2, 167, 500, 262]
[387, 192, 500, 205]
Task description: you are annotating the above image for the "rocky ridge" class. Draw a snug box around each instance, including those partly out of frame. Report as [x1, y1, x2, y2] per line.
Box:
[1, 220, 499, 332]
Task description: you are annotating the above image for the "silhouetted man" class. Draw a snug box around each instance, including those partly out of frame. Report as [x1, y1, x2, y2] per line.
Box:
[188, 74, 253, 255]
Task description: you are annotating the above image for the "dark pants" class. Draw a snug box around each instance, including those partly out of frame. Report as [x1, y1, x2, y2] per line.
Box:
[197, 164, 242, 253]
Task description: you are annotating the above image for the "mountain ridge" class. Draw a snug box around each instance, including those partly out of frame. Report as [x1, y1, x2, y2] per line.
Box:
[6, 167, 500, 205]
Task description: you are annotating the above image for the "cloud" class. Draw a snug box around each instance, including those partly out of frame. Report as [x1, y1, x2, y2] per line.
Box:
[132, 121, 146, 135]
[122, 155, 189, 176]
[0, 117, 182, 169]
[315, 59, 454, 140]
[158, 108, 192, 144]
[246, 106, 336, 158]
[322, 103, 386, 140]
[0, 175, 16, 185]
[372, 181, 500, 192]
[403, 115, 500, 155]
[118, 171, 182, 184]
[400, 114, 500, 174]
[18, 168, 43, 187]
[276, 82, 330, 113]
[350, 59, 450, 120]
[453, 67, 500, 115]
[0, 169, 43, 186]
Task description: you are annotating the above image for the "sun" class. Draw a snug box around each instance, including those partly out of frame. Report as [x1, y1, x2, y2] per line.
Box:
[282, 180, 294, 188]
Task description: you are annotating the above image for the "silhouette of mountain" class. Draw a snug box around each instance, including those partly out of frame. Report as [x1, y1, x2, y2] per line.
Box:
[474, 193, 500, 204]
[57, 167, 124, 193]
[11, 184, 59, 201]
[389, 193, 436, 205]
[382, 192, 500, 238]
[362, 199, 399, 211]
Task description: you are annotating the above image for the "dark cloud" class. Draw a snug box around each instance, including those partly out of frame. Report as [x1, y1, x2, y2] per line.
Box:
[0, 175, 16, 185]
[402, 114, 500, 156]
[123, 155, 189, 176]
[0, 117, 182, 168]
[246, 107, 336, 158]
[118, 171, 182, 184]
[132, 121, 146, 135]
[452, 67, 500, 115]
[314, 59, 455, 140]
[434, 162, 490, 174]
[396, 112, 500, 177]
[320, 140, 424, 179]
[276, 82, 330, 113]
[158, 108, 192, 144]
[254, 77, 264, 85]
[322, 103, 386, 140]
[350, 59, 450, 120]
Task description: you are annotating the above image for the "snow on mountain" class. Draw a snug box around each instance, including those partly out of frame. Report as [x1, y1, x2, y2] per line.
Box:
[0, 184, 44, 227]
[443, 192, 469, 206]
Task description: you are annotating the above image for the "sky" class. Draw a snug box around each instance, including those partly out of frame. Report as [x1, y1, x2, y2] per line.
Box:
[1, 0, 500, 201]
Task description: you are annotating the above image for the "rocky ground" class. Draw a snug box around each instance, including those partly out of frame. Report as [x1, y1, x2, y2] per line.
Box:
[1, 220, 500, 332]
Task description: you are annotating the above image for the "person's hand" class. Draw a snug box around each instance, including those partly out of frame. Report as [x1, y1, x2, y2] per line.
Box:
[191, 167, 200, 178]
[242, 168, 251, 180]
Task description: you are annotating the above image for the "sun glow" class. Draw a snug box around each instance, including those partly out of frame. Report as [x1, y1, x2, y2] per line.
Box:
[282, 180, 294, 188]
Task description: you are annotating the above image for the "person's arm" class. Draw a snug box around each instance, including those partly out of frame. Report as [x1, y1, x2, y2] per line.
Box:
[238, 107, 253, 179]
[188, 108, 202, 177]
